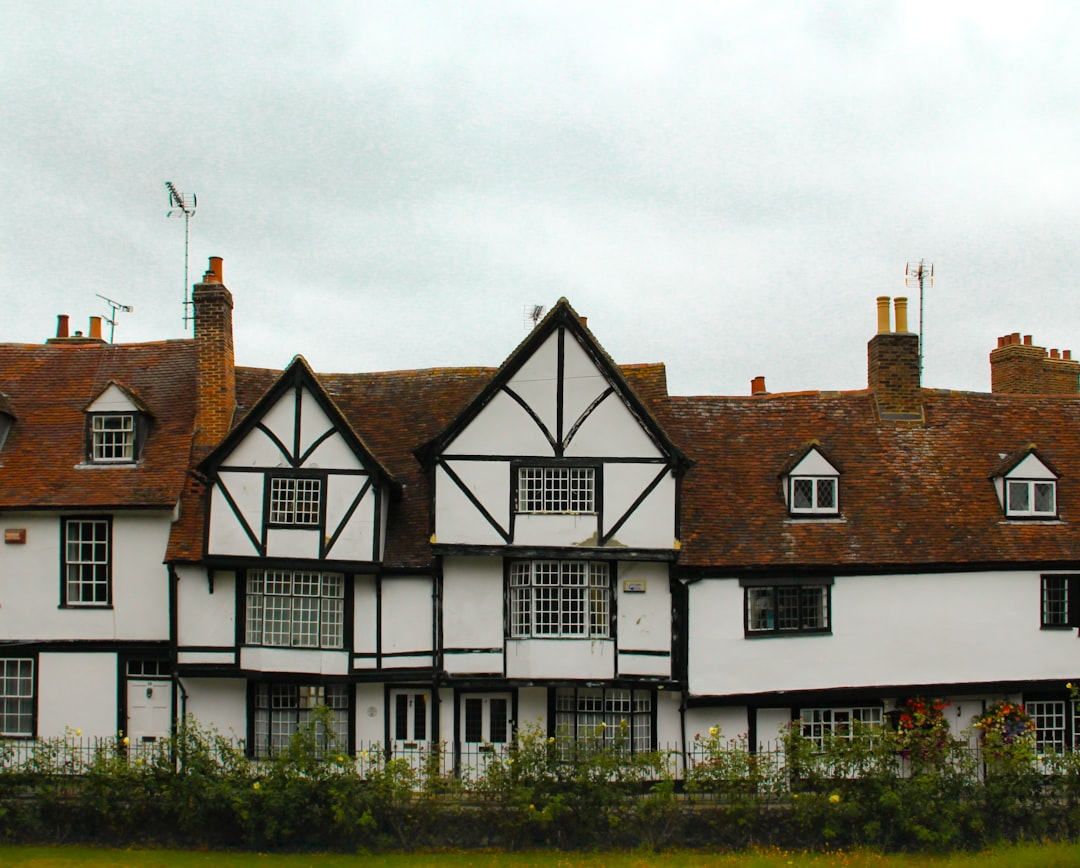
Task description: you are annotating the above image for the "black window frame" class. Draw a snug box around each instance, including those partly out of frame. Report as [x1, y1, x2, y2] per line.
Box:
[60, 515, 113, 607]
[741, 577, 833, 637]
[1041, 574, 1080, 629]
[512, 461, 600, 515]
[86, 412, 145, 464]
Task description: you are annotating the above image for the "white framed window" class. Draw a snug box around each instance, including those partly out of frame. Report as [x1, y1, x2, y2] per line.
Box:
[516, 466, 595, 513]
[1006, 480, 1057, 518]
[62, 517, 111, 606]
[246, 570, 344, 649]
[509, 560, 610, 638]
[801, 707, 882, 747]
[253, 683, 348, 758]
[0, 659, 34, 737]
[790, 476, 838, 515]
[91, 413, 135, 462]
[555, 687, 652, 754]
[1027, 699, 1080, 754]
[745, 582, 830, 635]
[268, 476, 322, 526]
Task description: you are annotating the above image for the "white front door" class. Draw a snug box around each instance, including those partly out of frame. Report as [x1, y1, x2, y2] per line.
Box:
[126, 678, 172, 750]
[460, 693, 511, 779]
[390, 688, 431, 753]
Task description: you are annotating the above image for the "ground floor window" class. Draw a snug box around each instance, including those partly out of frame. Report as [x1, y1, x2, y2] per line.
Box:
[1027, 699, 1080, 753]
[0, 659, 33, 737]
[252, 683, 348, 758]
[800, 706, 882, 747]
[554, 686, 652, 754]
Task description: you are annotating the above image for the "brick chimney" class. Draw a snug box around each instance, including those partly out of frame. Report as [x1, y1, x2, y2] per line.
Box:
[868, 296, 922, 421]
[990, 332, 1080, 394]
[193, 256, 236, 450]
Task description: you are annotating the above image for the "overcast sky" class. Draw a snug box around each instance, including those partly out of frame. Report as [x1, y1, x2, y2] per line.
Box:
[4, 2, 1080, 397]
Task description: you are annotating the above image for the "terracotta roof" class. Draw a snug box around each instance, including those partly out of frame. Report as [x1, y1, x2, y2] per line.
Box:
[667, 388, 1080, 571]
[0, 339, 197, 510]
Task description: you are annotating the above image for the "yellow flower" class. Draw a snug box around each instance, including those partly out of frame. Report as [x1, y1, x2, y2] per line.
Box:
[529, 804, 536, 811]
[337, 755, 345, 764]
[1069, 683, 1074, 690]
[547, 736, 556, 745]
[253, 782, 260, 790]
[122, 737, 130, 746]
[829, 794, 841, 804]
[709, 725, 720, 737]
[359, 750, 369, 760]
[74, 729, 82, 737]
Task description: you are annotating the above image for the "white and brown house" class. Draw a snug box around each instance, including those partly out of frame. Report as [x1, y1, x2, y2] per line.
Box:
[3, 264, 1080, 763]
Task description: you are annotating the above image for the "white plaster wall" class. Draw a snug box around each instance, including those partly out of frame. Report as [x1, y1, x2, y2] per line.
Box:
[513, 513, 598, 547]
[0, 511, 171, 642]
[565, 395, 662, 459]
[182, 677, 247, 741]
[265, 527, 320, 559]
[355, 683, 385, 745]
[655, 689, 684, 748]
[516, 686, 549, 734]
[560, 334, 610, 436]
[445, 390, 552, 456]
[757, 708, 793, 748]
[605, 474, 675, 549]
[260, 391, 297, 452]
[442, 557, 504, 651]
[38, 652, 117, 738]
[435, 465, 507, 545]
[382, 576, 433, 654]
[684, 707, 751, 745]
[223, 426, 288, 467]
[304, 431, 365, 470]
[353, 574, 378, 658]
[325, 476, 375, 560]
[239, 647, 349, 675]
[505, 332, 559, 437]
[616, 561, 671, 654]
[208, 474, 262, 556]
[505, 639, 614, 679]
[87, 383, 136, 412]
[687, 570, 1076, 697]
[298, 389, 334, 457]
[176, 567, 236, 648]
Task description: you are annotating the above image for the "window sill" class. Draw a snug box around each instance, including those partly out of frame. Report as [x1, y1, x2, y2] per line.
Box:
[744, 630, 831, 639]
[74, 461, 139, 469]
[784, 517, 846, 524]
[59, 604, 114, 610]
[1000, 518, 1065, 525]
[1040, 624, 1075, 631]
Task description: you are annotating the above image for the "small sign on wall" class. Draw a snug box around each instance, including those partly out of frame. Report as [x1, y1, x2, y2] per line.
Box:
[4, 529, 26, 544]
[622, 579, 646, 594]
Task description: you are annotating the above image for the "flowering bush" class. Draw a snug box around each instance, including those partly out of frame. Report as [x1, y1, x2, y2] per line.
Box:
[891, 697, 953, 766]
[972, 701, 1035, 744]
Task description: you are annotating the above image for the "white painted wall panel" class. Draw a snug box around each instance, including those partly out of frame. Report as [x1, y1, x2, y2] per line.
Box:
[435, 465, 506, 545]
[265, 527, 320, 559]
[177, 651, 235, 665]
[87, 383, 136, 412]
[38, 653, 116, 738]
[617, 654, 669, 677]
[790, 449, 835, 476]
[684, 707, 751, 747]
[565, 396, 661, 458]
[240, 647, 349, 675]
[298, 388, 335, 458]
[260, 391, 297, 453]
[513, 513, 598, 547]
[505, 639, 613, 679]
[757, 708, 793, 747]
[0, 512, 171, 642]
[442, 557, 504, 650]
[560, 333, 609, 432]
[304, 431, 365, 470]
[325, 476, 375, 561]
[353, 574, 377, 656]
[445, 391, 552, 456]
[444, 652, 503, 675]
[603, 468, 675, 549]
[184, 678, 247, 740]
[616, 562, 669, 652]
[516, 686, 549, 732]
[208, 472, 262, 555]
[382, 576, 433, 654]
[225, 426, 288, 468]
[443, 460, 510, 529]
[356, 683, 384, 744]
[1010, 453, 1056, 479]
[687, 570, 1080, 697]
[505, 332, 559, 439]
[176, 567, 236, 648]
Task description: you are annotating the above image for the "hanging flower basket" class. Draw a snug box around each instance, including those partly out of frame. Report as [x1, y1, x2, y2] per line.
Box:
[972, 701, 1035, 744]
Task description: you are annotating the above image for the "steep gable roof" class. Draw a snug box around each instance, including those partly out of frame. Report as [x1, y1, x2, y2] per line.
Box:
[0, 339, 197, 509]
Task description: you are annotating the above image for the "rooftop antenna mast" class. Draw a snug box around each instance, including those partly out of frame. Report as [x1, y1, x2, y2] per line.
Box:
[523, 304, 546, 330]
[165, 181, 197, 329]
[905, 259, 934, 376]
[95, 294, 133, 343]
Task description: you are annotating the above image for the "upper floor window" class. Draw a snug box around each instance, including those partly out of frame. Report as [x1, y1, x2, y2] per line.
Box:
[783, 445, 840, 517]
[61, 517, 111, 606]
[268, 476, 322, 526]
[0, 659, 34, 738]
[91, 413, 135, 462]
[1041, 575, 1079, 629]
[744, 579, 831, 636]
[1007, 480, 1057, 518]
[516, 466, 595, 514]
[509, 560, 609, 638]
[246, 570, 344, 649]
[790, 477, 837, 515]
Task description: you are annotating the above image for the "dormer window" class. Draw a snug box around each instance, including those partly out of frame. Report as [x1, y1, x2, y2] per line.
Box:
[84, 382, 149, 465]
[91, 414, 135, 462]
[994, 447, 1060, 520]
[783, 444, 840, 517]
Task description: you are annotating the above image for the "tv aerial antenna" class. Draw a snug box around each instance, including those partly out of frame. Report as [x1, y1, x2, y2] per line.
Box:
[165, 181, 197, 329]
[96, 294, 133, 343]
[523, 304, 546, 330]
[905, 259, 934, 377]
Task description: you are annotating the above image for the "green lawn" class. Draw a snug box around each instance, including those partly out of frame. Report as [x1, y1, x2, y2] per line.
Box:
[3, 844, 1080, 868]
